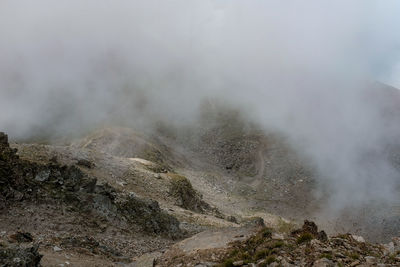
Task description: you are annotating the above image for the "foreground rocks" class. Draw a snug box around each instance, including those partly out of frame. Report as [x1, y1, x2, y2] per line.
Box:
[214, 221, 400, 267]
[155, 221, 400, 267]
[0, 243, 42, 267]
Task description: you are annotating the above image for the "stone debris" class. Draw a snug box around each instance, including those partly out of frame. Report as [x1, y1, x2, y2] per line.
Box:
[156, 221, 400, 267]
[53, 246, 63, 252]
[0, 243, 42, 267]
[2, 127, 400, 267]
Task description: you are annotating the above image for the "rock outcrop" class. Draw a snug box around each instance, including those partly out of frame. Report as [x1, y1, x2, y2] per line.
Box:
[168, 173, 211, 213]
[0, 131, 183, 238]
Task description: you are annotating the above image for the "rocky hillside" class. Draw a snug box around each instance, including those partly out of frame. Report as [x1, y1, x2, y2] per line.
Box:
[0, 131, 184, 266]
[1, 127, 248, 266]
[1, 99, 400, 267]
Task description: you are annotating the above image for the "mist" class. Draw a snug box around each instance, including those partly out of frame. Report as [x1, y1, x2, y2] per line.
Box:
[1, 1, 400, 215]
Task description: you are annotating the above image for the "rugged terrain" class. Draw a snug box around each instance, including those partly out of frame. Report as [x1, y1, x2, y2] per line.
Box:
[1, 97, 400, 266]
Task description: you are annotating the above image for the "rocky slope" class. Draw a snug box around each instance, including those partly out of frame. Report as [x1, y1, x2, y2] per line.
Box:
[0, 131, 184, 266]
[156, 220, 400, 267]
[1, 99, 400, 267]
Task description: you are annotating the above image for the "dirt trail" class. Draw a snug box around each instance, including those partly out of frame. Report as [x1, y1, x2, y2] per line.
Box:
[173, 226, 257, 253]
[241, 143, 266, 188]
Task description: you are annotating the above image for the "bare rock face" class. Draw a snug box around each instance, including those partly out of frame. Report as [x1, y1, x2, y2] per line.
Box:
[0, 132, 22, 201]
[0, 132, 97, 205]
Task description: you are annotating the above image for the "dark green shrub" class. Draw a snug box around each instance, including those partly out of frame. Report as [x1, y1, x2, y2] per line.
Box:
[296, 233, 313, 244]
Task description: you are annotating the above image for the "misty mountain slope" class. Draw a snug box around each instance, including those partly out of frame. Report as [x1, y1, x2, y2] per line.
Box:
[165, 86, 400, 242]
[0, 131, 184, 266]
[2, 82, 400, 267]
[13, 126, 296, 224]
[14, 113, 400, 243]
[153, 105, 319, 221]
[12, 133, 235, 232]
[10, 123, 314, 221]
[3, 94, 400, 266]
[3, 127, 286, 266]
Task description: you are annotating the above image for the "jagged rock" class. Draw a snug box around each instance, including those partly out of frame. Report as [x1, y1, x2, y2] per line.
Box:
[0, 131, 183, 239]
[0, 132, 99, 204]
[0, 243, 42, 267]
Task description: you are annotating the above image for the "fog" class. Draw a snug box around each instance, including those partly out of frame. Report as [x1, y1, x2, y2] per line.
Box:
[1, 1, 400, 214]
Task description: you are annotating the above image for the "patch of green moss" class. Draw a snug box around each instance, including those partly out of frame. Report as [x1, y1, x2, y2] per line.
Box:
[220, 258, 234, 267]
[265, 255, 276, 264]
[296, 233, 313, 244]
[248, 228, 272, 248]
[319, 253, 333, 260]
[271, 241, 284, 248]
[254, 249, 270, 260]
[347, 252, 359, 260]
